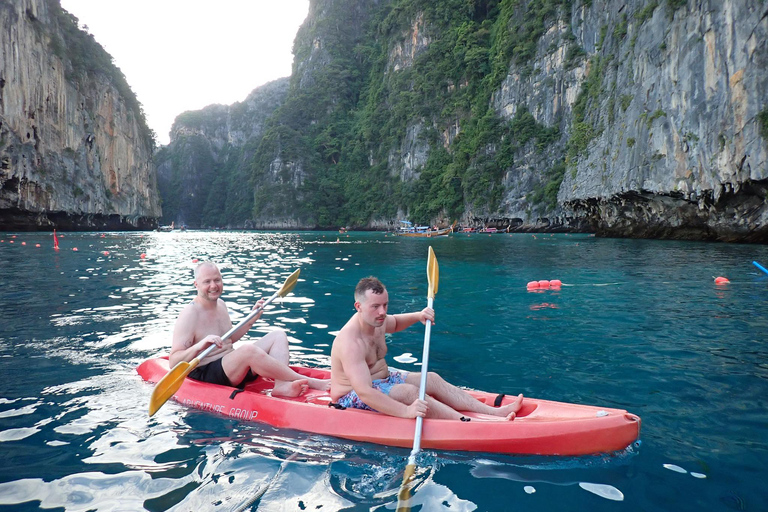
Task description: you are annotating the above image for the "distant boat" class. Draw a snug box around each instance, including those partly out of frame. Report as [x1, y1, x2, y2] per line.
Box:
[156, 221, 174, 232]
[393, 220, 454, 237]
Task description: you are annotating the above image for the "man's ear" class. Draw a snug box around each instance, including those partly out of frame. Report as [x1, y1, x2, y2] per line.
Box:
[354, 301, 361, 312]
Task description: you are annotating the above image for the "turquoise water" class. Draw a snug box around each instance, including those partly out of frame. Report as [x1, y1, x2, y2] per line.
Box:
[0, 230, 766, 511]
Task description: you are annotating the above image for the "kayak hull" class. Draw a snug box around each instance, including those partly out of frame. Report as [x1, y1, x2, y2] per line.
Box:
[138, 357, 640, 456]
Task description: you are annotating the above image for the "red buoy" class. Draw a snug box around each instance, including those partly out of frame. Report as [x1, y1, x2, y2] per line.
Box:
[140, 253, 146, 259]
[538, 280, 551, 289]
[549, 279, 562, 288]
[714, 276, 729, 284]
[526, 281, 539, 290]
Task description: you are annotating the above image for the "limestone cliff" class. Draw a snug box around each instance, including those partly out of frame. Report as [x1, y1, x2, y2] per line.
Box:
[493, 0, 768, 242]
[157, 0, 768, 242]
[155, 78, 289, 228]
[0, 0, 160, 231]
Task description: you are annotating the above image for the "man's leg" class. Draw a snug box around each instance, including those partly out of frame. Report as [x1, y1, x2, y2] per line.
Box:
[221, 330, 328, 395]
[388, 383, 465, 420]
[253, 330, 330, 391]
[405, 372, 522, 419]
[221, 331, 308, 397]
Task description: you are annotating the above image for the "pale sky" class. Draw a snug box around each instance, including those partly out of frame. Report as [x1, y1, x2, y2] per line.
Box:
[59, 1, 310, 145]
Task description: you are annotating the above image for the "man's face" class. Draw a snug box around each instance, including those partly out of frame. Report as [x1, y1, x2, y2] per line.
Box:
[356, 289, 388, 327]
[195, 265, 223, 302]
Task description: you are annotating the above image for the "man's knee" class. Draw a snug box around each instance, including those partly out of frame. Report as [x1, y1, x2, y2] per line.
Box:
[391, 383, 420, 402]
[427, 371, 445, 385]
[263, 329, 289, 346]
[237, 343, 267, 362]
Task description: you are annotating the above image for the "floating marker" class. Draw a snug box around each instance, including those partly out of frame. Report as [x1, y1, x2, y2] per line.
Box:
[72, 247, 78, 251]
[102, 251, 109, 256]
[192, 258, 199, 263]
[527, 279, 563, 290]
[35, 244, 40, 247]
[524, 486, 536, 494]
[714, 276, 729, 284]
[53, 229, 59, 250]
[140, 253, 146, 259]
[21, 242, 26, 245]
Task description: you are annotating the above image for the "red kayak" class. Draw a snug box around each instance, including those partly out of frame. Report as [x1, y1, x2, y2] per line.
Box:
[138, 357, 640, 456]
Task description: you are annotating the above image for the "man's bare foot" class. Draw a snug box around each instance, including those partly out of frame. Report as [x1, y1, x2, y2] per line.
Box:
[308, 378, 331, 392]
[272, 379, 309, 397]
[494, 393, 524, 417]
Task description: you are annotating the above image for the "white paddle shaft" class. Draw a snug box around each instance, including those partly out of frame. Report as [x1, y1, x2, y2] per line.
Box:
[408, 296, 434, 463]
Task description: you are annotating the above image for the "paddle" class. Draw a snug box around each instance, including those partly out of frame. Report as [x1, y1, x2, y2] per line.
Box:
[397, 246, 439, 510]
[148, 269, 301, 416]
[753, 261, 768, 276]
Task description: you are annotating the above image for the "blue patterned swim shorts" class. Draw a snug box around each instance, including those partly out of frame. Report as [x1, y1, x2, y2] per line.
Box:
[336, 371, 408, 411]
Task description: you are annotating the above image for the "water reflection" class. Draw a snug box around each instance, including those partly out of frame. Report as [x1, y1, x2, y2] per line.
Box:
[1, 231, 767, 511]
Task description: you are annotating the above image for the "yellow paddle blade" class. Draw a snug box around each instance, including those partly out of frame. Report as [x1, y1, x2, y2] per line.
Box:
[427, 246, 439, 299]
[148, 358, 199, 416]
[397, 463, 417, 511]
[277, 269, 301, 297]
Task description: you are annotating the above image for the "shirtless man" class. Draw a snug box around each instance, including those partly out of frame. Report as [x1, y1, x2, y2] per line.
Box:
[170, 262, 329, 397]
[330, 277, 523, 420]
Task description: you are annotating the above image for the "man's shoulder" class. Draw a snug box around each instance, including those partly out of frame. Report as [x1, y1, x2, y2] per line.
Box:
[333, 322, 364, 350]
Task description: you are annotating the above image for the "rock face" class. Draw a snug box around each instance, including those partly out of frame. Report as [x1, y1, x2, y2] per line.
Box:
[157, 0, 768, 242]
[155, 78, 289, 228]
[0, 0, 160, 231]
[556, 0, 768, 242]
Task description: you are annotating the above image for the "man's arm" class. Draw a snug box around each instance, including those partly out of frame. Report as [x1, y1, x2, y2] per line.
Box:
[386, 307, 435, 333]
[341, 341, 424, 419]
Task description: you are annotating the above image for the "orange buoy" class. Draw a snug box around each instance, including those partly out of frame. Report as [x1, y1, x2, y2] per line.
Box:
[102, 251, 109, 256]
[35, 244, 41, 247]
[21, 242, 26, 245]
[526, 281, 539, 290]
[192, 258, 199, 263]
[140, 253, 146, 259]
[549, 279, 562, 288]
[538, 280, 551, 289]
[714, 276, 729, 284]
[72, 247, 78, 251]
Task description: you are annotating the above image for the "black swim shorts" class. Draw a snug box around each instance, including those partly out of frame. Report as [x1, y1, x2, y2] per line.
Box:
[188, 357, 258, 387]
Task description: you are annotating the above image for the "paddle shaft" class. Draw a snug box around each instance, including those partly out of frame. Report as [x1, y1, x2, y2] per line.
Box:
[194, 289, 280, 363]
[408, 296, 434, 463]
[753, 261, 768, 276]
